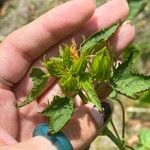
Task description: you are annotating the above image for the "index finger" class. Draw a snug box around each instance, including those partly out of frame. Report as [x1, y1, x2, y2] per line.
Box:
[0, 0, 95, 84]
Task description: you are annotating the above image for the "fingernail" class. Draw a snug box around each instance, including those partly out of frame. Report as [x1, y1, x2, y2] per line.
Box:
[122, 20, 133, 26]
[101, 102, 112, 123]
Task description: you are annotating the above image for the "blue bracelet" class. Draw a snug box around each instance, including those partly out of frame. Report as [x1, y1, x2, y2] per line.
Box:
[33, 123, 73, 150]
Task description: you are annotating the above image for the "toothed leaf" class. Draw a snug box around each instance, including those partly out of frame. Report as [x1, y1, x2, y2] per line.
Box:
[60, 44, 73, 69]
[42, 57, 65, 77]
[81, 23, 119, 55]
[59, 73, 79, 97]
[112, 51, 150, 99]
[91, 47, 112, 82]
[41, 96, 74, 134]
[139, 129, 150, 148]
[80, 74, 102, 111]
[17, 68, 49, 107]
[139, 91, 150, 104]
[128, 0, 147, 20]
[71, 55, 87, 75]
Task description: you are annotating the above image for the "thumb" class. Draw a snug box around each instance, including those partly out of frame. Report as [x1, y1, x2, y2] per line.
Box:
[62, 101, 112, 150]
[0, 136, 57, 150]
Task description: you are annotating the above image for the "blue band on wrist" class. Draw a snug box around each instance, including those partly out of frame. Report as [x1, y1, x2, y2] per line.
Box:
[33, 123, 73, 150]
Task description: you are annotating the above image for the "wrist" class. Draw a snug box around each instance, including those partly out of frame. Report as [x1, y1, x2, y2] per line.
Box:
[0, 136, 57, 150]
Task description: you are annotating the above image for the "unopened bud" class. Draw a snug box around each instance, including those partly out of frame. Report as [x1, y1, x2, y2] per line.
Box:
[59, 73, 79, 97]
[91, 47, 112, 82]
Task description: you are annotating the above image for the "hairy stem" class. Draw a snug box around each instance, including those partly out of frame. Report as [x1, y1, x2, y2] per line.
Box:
[125, 145, 135, 150]
[80, 77, 102, 111]
[78, 90, 88, 103]
[103, 126, 126, 150]
[110, 119, 121, 140]
[115, 98, 126, 139]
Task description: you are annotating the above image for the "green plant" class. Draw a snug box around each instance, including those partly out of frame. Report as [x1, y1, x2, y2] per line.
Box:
[127, 0, 147, 20]
[136, 129, 150, 150]
[16, 22, 150, 150]
[16, 1, 150, 149]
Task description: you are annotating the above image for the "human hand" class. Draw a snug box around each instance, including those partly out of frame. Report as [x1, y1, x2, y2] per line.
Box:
[0, 0, 135, 149]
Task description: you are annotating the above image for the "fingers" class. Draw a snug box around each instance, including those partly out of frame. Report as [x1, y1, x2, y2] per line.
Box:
[0, 89, 18, 139]
[17, 101, 46, 141]
[15, 23, 135, 140]
[63, 102, 112, 150]
[13, 102, 111, 150]
[14, 0, 131, 104]
[38, 82, 63, 108]
[79, 0, 129, 37]
[0, 0, 129, 85]
[0, 126, 18, 146]
[14, 0, 132, 140]
[110, 21, 135, 56]
[0, 136, 57, 150]
[36, 22, 135, 106]
[15, 21, 135, 139]
[36, 0, 130, 59]
[0, 0, 95, 83]
[0, 104, 111, 150]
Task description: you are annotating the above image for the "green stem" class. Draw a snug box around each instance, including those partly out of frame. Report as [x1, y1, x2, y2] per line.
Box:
[84, 146, 90, 150]
[115, 98, 125, 139]
[110, 119, 121, 140]
[103, 127, 126, 150]
[125, 145, 135, 150]
[78, 90, 88, 103]
[80, 76, 102, 111]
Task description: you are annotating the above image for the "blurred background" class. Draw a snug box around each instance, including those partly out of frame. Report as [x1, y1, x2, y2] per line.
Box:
[0, 0, 149, 149]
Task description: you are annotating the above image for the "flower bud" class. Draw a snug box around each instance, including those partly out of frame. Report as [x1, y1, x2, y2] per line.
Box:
[91, 47, 112, 82]
[71, 55, 87, 76]
[59, 73, 79, 97]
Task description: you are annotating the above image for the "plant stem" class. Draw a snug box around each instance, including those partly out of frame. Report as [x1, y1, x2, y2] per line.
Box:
[125, 145, 135, 150]
[78, 90, 88, 103]
[84, 146, 90, 150]
[110, 119, 121, 140]
[80, 77, 102, 111]
[103, 126, 126, 150]
[115, 98, 125, 139]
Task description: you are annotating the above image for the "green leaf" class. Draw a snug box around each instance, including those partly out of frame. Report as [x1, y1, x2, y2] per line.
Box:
[122, 45, 138, 61]
[139, 129, 150, 148]
[139, 91, 150, 104]
[71, 54, 87, 76]
[81, 23, 119, 55]
[41, 96, 74, 134]
[113, 71, 150, 99]
[59, 73, 79, 97]
[128, 0, 147, 20]
[80, 74, 102, 111]
[91, 47, 112, 82]
[60, 44, 73, 69]
[17, 68, 49, 108]
[109, 90, 117, 99]
[42, 57, 65, 77]
[112, 51, 150, 99]
[122, 45, 140, 73]
[136, 146, 146, 150]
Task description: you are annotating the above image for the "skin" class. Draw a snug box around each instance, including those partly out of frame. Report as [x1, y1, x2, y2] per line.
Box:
[0, 0, 135, 149]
